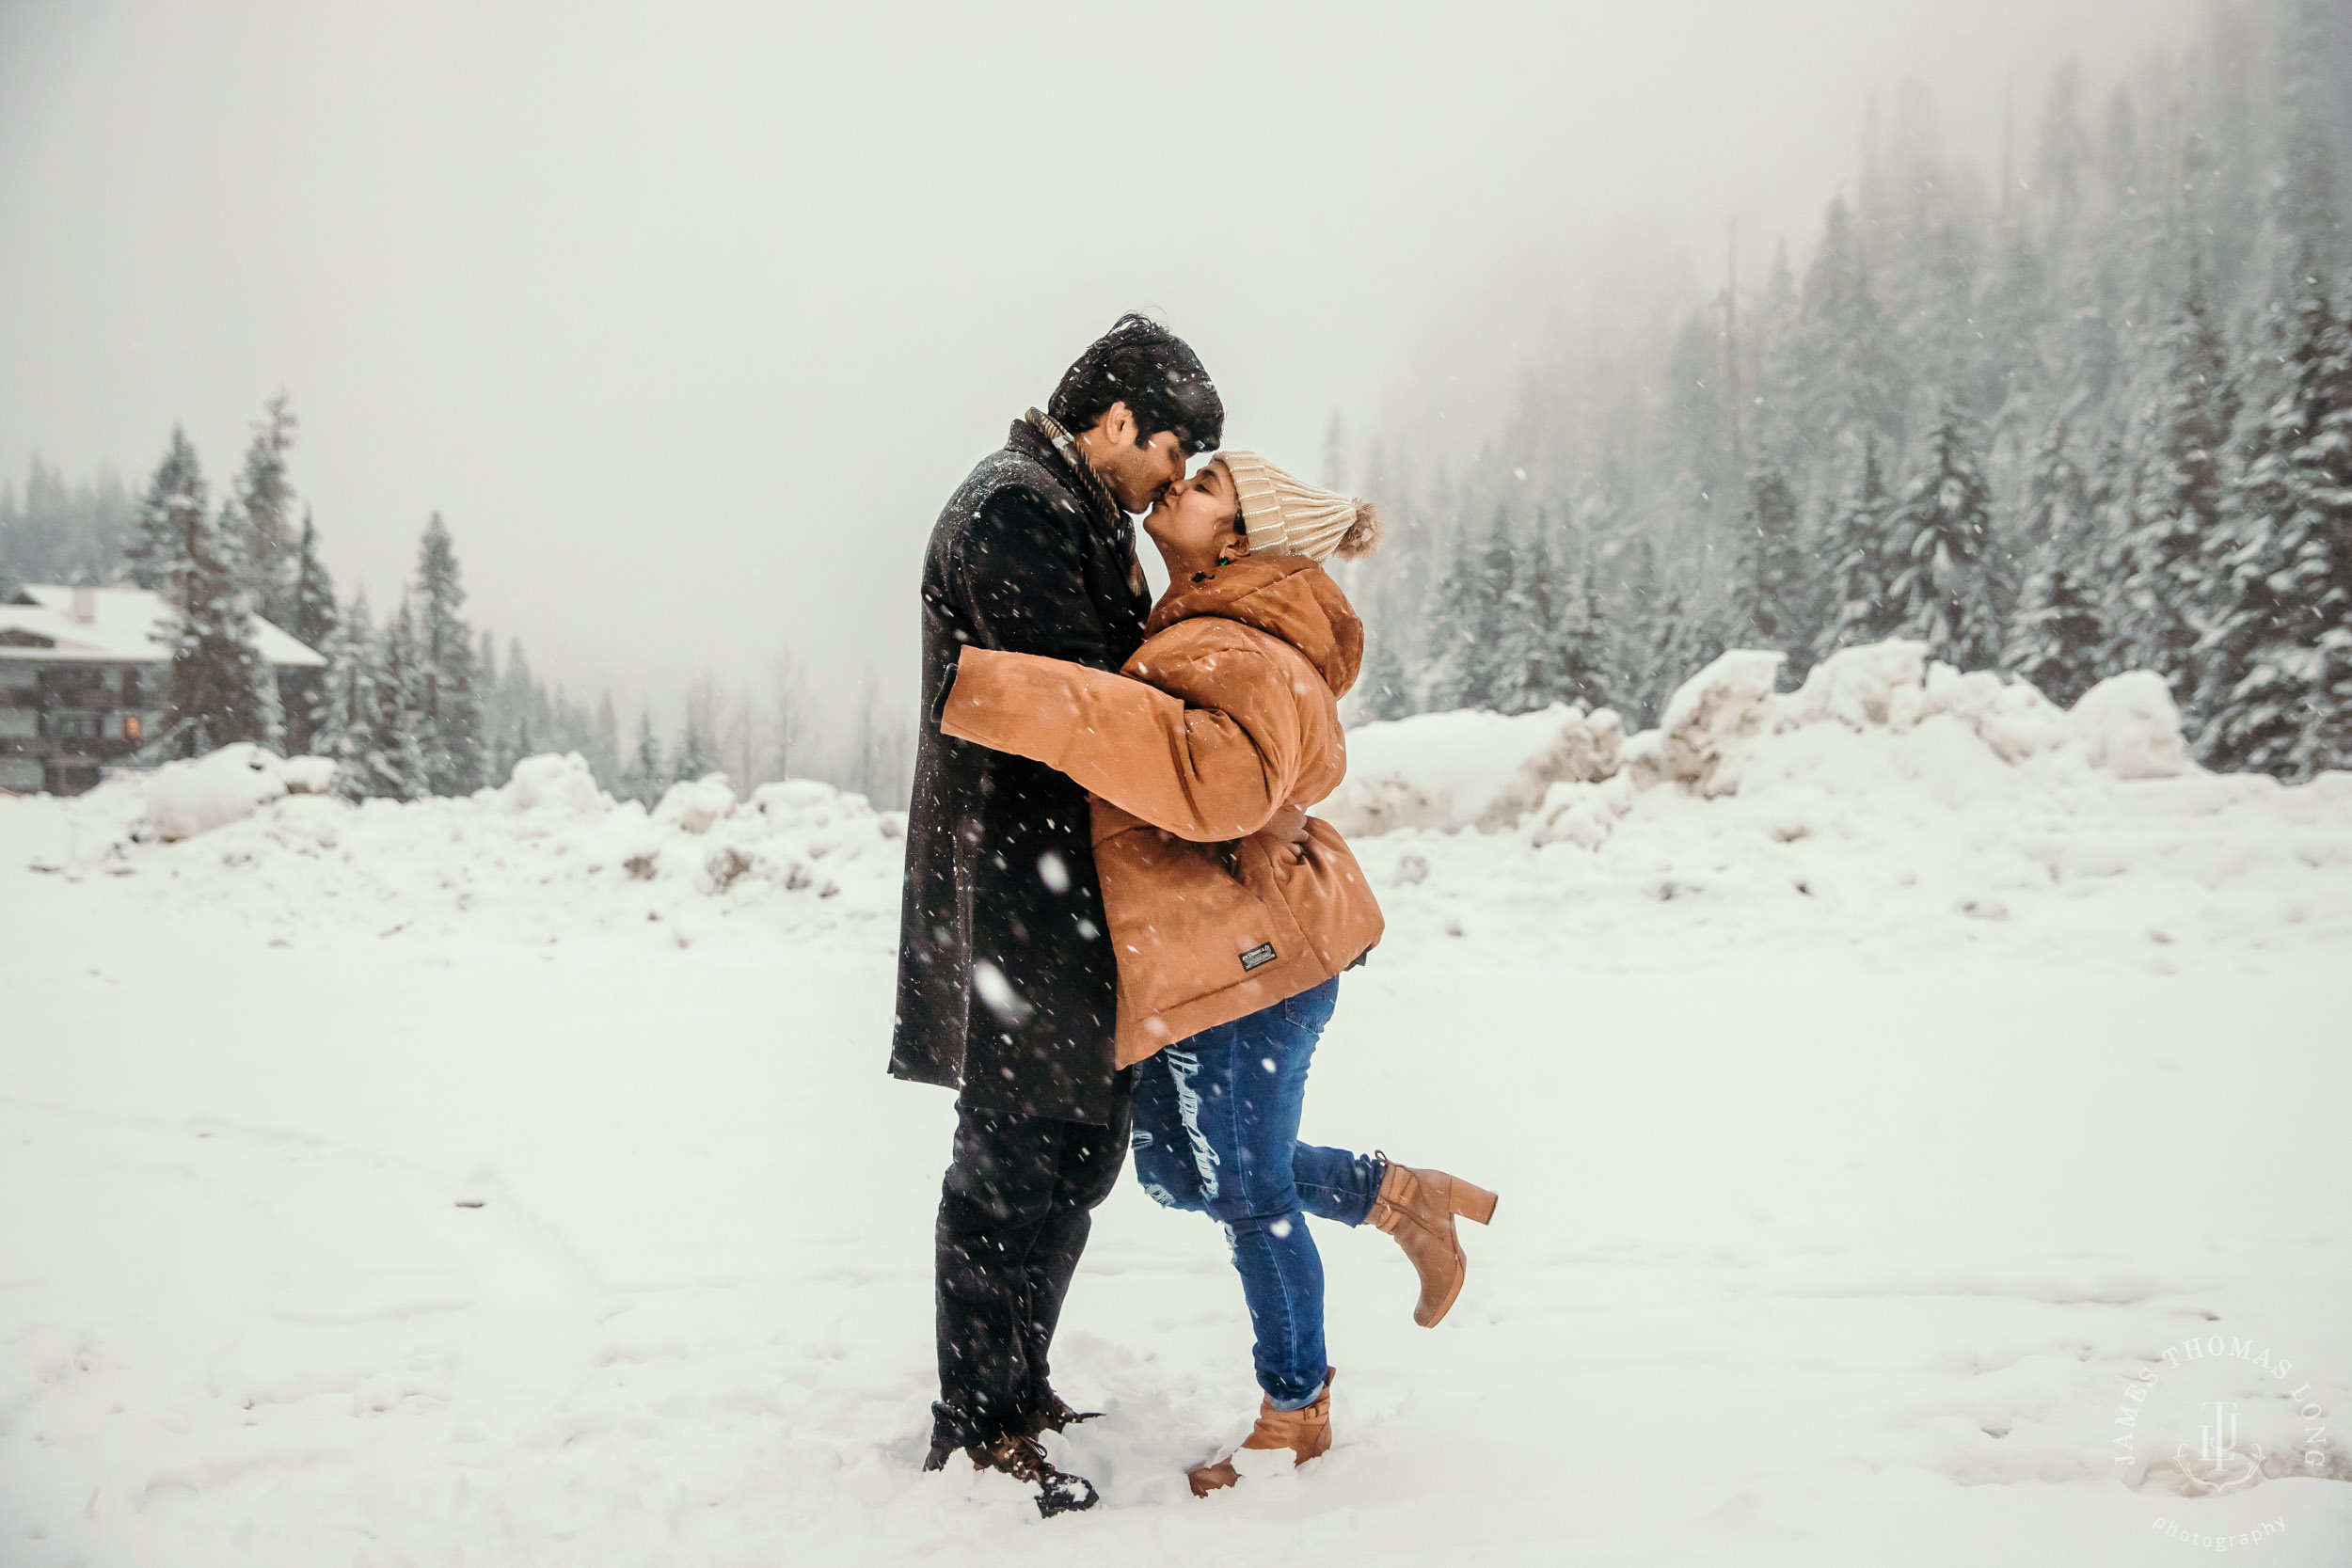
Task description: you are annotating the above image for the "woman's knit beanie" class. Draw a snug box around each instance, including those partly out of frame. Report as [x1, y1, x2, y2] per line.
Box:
[1219, 451, 1385, 563]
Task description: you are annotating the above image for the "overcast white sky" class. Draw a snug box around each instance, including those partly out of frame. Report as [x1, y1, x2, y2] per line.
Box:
[0, 0, 2212, 723]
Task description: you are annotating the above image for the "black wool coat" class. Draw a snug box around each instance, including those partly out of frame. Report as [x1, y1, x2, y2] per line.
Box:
[890, 420, 1152, 1126]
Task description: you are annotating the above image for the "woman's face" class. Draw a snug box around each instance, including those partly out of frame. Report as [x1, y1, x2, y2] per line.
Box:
[1141, 459, 1244, 578]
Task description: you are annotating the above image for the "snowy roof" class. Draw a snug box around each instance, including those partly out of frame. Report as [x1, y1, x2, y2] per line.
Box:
[0, 584, 326, 668]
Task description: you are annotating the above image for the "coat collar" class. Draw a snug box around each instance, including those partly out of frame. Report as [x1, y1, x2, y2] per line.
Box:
[1146, 557, 1365, 697]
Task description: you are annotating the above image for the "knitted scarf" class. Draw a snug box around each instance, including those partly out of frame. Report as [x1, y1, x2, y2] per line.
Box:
[1025, 407, 1147, 598]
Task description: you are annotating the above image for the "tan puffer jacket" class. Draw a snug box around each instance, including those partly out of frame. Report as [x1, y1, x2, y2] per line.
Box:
[941, 557, 1384, 1066]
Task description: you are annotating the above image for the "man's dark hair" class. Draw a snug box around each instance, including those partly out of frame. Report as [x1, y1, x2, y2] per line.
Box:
[1048, 313, 1223, 456]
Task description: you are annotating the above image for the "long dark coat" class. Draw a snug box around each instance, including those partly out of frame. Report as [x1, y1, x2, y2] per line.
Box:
[890, 419, 1151, 1126]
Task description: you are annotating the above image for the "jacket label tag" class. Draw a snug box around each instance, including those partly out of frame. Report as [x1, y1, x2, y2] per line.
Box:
[1239, 942, 1278, 972]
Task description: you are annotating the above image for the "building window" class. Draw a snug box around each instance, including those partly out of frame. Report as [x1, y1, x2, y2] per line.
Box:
[122, 714, 142, 742]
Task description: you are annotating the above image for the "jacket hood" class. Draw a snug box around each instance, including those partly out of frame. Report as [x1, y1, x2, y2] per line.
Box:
[1145, 557, 1364, 698]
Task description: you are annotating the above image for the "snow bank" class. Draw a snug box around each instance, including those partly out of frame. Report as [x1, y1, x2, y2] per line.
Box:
[1319, 704, 1622, 836]
[32, 751, 907, 944]
[2069, 671, 2190, 780]
[1339, 640, 2231, 839]
[145, 743, 336, 841]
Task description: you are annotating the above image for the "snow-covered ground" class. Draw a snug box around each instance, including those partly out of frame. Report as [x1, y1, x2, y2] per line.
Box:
[4, 644, 2349, 1566]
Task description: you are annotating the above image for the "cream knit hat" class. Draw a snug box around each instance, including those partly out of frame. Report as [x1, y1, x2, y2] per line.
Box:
[1218, 451, 1385, 563]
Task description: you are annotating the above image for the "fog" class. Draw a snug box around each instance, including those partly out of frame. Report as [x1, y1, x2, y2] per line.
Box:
[0, 0, 2212, 725]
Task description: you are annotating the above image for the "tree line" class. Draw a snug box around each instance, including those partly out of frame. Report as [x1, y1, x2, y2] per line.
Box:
[1342, 1, 2352, 782]
[0, 404, 914, 806]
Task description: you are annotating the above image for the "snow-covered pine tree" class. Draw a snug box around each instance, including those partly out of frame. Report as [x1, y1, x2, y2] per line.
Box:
[1885, 395, 2003, 670]
[317, 588, 376, 798]
[1459, 508, 1519, 710]
[156, 476, 277, 755]
[1420, 518, 1486, 711]
[1488, 514, 1558, 714]
[2005, 428, 2107, 705]
[1353, 634, 1411, 721]
[591, 691, 621, 789]
[1815, 437, 1898, 658]
[236, 396, 298, 626]
[279, 510, 337, 754]
[365, 595, 430, 800]
[501, 639, 535, 765]
[2196, 262, 2352, 776]
[622, 706, 663, 805]
[1729, 462, 1804, 657]
[126, 428, 207, 594]
[768, 649, 809, 783]
[476, 631, 508, 784]
[672, 676, 719, 784]
[2117, 261, 2236, 700]
[1558, 541, 1613, 713]
[411, 515, 485, 795]
[230, 507, 285, 752]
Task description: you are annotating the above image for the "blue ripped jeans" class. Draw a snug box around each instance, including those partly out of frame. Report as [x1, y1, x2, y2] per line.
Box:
[1130, 977, 1384, 1410]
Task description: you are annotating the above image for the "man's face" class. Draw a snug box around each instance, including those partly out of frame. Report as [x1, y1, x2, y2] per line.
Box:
[1087, 402, 1193, 513]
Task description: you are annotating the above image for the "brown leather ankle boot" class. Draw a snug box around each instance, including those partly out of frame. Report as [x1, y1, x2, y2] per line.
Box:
[1368, 1155, 1498, 1328]
[1188, 1372, 1335, 1497]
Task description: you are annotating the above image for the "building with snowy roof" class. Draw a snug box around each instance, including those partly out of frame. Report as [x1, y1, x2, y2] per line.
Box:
[0, 584, 326, 796]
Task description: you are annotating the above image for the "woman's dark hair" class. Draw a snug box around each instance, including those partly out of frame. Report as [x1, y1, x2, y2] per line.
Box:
[1048, 313, 1224, 456]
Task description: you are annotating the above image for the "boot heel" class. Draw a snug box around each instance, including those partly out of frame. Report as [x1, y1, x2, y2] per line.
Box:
[1450, 1180, 1498, 1226]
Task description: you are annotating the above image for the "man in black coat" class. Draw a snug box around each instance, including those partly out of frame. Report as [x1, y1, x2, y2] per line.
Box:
[892, 315, 1222, 1513]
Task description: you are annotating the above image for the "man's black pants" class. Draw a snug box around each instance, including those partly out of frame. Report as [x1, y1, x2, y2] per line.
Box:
[932, 1070, 1133, 1449]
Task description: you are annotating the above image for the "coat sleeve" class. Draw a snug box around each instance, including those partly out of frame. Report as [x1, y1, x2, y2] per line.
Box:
[940, 641, 1302, 843]
[951, 487, 1124, 672]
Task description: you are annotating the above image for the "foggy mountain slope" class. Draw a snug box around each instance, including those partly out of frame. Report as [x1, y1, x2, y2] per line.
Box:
[1343, 1, 2352, 788]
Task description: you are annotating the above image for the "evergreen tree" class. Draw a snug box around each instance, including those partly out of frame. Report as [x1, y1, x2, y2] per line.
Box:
[1729, 461, 1804, 656]
[1885, 395, 2003, 669]
[145, 441, 275, 754]
[1, 459, 136, 586]
[1488, 515, 1558, 713]
[768, 649, 809, 782]
[126, 428, 206, 593]
[236, 395, 298, 625]
[317, 588, 377, 797]
[1816, 438, 1899, 657]
[2005, 431, 2106, 705]
[591, 691, 622, 789]
[2197, 265, 2352, 776]
[1461, 508, 1519, 709]
[280, 511, 337, 754]
[411, 515, 485, 795]
[672, 674, 720, 784]
[477, 630, 509, 783]
[502, 638, 536, 766]
[621, 705, 663, 805]
[365, 595, 430, 800]
[2118, 263, 2236, 698]
[1421, 521, 1486, 711]
[1559, 541, 1613, 712]
[1354, 635, 1412, 721]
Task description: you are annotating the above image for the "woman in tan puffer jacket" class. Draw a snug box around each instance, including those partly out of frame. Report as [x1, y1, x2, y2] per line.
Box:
[940, 451, 1497, 1497]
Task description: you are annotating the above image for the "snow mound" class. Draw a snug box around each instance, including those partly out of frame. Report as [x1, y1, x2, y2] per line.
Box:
[1319, 704, 1622, 836]
[1341, 639, 2217, 838]
[501, 752, 612, 816]
[146, 744, 335, 841]
[32, 753, 908, 946]
[653, 771, 738, 833]
[1636, 648, 1787, 793]
[2069, 672, 2190, 780]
